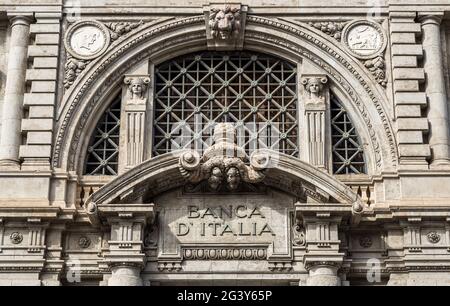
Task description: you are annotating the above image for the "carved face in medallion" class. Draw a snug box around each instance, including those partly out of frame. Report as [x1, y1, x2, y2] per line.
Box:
[64, 21, 111, 60]
[70, 26, 106, 57]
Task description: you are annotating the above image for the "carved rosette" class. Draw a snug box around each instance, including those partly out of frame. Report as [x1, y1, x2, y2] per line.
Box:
[10, 232, 23, 245]
[179, 123, 269, 191]
[427, 231, 441, 244]
[78, 236, 92, 249]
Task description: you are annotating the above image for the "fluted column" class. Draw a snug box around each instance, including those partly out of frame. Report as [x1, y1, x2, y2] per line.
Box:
[419, 13, 450, 167]
[0, 13, 33, 168]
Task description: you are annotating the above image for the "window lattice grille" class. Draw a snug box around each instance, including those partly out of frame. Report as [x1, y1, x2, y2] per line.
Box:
[84, 96, 121, 175]
[153, 52, 298, 157]
[331, 96, 366, 174]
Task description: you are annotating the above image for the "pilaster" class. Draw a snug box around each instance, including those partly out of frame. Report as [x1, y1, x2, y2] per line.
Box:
[118, 75, 151, 174]
[418, 12, 450, 168]
[389, 11, 430, 169]
[20, 11, 62, 171]
[0, 12, 34, 170]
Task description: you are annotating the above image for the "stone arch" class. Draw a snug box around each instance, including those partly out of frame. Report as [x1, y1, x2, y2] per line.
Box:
[53, 15, 398, 174]
[85, 150, 360, 207]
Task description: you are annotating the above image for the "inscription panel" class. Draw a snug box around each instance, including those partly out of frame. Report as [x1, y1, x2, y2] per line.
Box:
[155, 188, 294, 262]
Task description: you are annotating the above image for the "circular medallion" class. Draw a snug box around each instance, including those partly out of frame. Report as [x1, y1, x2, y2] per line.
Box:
[10, 232, 23, 244]
[78, 236, 91, 249]
[426, 231, 441, 244]
[64, 20, 111, 60]
[359, 236, 373, 248]
[342, 19, 387, 60]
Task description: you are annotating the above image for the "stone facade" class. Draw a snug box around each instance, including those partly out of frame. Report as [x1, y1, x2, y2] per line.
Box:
[0, 0, 449, 286]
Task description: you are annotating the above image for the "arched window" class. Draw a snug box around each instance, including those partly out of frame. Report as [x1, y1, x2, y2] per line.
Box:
[82, 52, 368, 176]
[84, 96, 121, 175]
[330, 96, 366, 174]
[153, 51, 299, 157]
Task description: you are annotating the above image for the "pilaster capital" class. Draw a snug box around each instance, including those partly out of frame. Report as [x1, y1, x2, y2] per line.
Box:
[304, 260, 342, 271]
[418, 12, 444, 26]
[6, 12, 34, 27]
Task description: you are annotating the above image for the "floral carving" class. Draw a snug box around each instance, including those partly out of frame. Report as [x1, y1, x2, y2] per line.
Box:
[292, 221, 306, 246]
[427, 231, 441, 244]
[309, 21, 346, 40]
[64, 55, 88, 89]
[179, 123, 269, 191]
[105, 20, 144, 41]
[209, 6, 241, 40]
[10, 232, 23, 244]
[364, 56, 387, 87]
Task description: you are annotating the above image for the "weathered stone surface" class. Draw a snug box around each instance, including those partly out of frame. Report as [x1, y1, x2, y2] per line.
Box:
[0, 0, 450, 287]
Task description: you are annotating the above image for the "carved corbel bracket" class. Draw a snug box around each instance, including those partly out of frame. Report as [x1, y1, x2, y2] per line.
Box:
[203, 3, 248, 51]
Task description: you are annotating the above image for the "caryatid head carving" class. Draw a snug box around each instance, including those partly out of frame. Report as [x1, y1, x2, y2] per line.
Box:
[301, 76, 328, 103]
[209, 6, 241, 40]
[124, 76, 150, 100]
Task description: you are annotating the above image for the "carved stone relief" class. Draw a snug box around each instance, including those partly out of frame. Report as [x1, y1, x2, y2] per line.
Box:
[63, 20, 145, 90]
[204, 3, 247, 50]
[426, 231, 441, 244]
[124, 76, 150, 104]
[10, 232, 23, 245]
[309, 21, 346, 40]
[300, 75, 330, 170]
[179, 123, 269, 191]
[342, 19, 388, 86]
[64, 20, 111, 61]
[119, 75, 151, 173]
